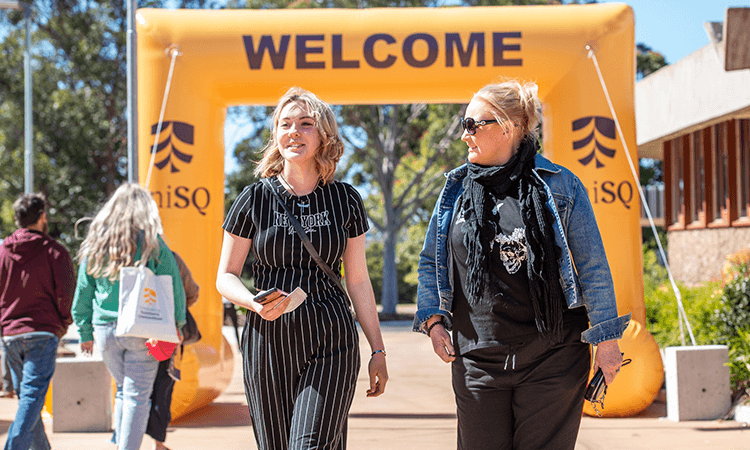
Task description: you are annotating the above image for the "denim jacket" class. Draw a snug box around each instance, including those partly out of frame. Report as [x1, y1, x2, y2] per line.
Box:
[413, 154, 630, 345]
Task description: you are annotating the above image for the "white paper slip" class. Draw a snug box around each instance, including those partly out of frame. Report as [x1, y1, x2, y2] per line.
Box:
[280, 287, 307, 314]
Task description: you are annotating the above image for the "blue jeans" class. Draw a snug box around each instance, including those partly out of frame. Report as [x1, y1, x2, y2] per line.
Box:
[94, 323, 159, 450]
[2, 333, 59, 450]
[1, 343, 14, 393]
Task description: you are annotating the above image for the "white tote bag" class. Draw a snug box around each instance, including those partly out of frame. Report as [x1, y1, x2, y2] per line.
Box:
[115, 266, 180, 343]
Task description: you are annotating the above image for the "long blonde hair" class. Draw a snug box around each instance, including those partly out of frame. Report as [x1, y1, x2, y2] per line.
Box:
[474, 79, 542, 141]
[254, 87, 344, 183]
[77, 183, 163, 281]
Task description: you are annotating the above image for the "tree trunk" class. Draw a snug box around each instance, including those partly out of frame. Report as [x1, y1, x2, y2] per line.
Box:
[380, 226, 399, 316]
[378, 141, 399, 316]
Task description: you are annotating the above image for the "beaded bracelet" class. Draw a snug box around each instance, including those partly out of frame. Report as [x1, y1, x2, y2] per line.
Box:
[371, 349, 387, 357]
[426, 319, 445, 337]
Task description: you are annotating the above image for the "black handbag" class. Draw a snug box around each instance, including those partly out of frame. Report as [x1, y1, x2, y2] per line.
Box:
[261, 178, 350, 302]
[181, 308, 202, 345]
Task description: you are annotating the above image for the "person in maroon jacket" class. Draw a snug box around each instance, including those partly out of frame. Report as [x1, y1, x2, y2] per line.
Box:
[0, 193, 75, 450]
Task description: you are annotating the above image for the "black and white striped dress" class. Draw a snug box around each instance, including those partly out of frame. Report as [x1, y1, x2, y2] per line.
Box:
[222, 176, 369, 450]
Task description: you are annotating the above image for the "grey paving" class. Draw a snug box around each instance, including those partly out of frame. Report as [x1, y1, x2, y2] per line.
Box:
[1, 319, 749, 449]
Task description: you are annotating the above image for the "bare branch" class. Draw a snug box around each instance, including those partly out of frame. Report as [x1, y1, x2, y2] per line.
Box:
[407, 103, 427, 122]
[369, 215, 385, 232]
[340, 132, 364, 153]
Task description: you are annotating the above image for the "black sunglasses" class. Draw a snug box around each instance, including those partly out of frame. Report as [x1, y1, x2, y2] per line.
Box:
[461, 117, 499, 135]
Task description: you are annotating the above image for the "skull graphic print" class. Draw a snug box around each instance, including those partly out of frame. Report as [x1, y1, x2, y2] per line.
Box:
[491, 227, 527, 274]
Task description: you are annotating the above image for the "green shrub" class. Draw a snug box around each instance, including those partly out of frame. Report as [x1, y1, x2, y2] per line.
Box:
[644, 280, 723, 348]
[642, 245, 667, 292]
[727, 330, 750, 398]
[710, 260, 750, 398]
[643, 244, 750, 397]
[712, 263, 750, 343]
[644, 244, 750, 398]
[643, 246, 724, 347]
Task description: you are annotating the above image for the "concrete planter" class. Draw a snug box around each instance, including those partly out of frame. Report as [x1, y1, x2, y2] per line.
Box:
[665, 345, 731, 421]
[734, 404, 750, 423]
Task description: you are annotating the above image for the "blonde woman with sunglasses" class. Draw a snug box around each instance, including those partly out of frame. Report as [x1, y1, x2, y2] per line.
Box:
[414, 79, 630, 450]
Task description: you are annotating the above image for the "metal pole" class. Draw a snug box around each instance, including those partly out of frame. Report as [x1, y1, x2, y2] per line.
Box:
[127, 0, 138, 183]
[23, 3, 32, 194]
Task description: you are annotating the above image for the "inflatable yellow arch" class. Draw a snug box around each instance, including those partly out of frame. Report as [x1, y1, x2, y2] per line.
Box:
[137, 3, 662, 419]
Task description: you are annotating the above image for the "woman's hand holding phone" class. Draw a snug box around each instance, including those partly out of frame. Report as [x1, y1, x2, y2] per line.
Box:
[252, 288, 290, 321]
[253, 287, 284, 305]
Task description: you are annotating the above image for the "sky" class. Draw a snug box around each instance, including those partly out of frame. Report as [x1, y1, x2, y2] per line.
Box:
[598, 0, 746, 64]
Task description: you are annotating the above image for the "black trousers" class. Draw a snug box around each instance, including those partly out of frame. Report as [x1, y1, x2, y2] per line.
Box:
[146, 358, 175, 443]
[452, 326, 590, 450]
[242, 292, 360, 450]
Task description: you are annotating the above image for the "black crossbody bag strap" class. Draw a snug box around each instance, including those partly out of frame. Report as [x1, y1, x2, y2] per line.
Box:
[261, 178, 350, 300]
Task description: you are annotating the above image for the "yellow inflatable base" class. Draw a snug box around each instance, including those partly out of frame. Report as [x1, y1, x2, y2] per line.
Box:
[172, 336, 234, 420]
[583, 320, 664, 418]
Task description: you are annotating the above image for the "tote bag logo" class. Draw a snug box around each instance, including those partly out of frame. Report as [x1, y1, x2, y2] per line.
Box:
[117, 266, 179, 343]
[143, 287, 157, 305]
[572, 116, 616, 169]
[150, 121, 195, 173]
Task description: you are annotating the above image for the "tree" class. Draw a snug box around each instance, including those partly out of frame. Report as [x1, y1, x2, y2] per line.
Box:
[0, 0, 222, 247]
[1, 0, 131, 247]
[225, 106, 270, 211]
[366, 219, 429, 308]
[637, 43, 668, 80]
[0, 0, 602, 316]
[639, 158, 663, 186]
[635, 43, 667, 187]
[340, 103, 465, 313]
[335, 0, 563, 313]
[228, 0, 578, 315]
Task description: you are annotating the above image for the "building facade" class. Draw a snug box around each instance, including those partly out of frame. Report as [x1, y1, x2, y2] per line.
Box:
[636, 11, 750, 284]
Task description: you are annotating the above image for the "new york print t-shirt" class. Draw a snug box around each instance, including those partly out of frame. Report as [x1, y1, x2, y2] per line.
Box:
[222, 176, 369, 297]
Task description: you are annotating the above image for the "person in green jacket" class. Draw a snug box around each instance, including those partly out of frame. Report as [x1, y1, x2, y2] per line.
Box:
[72, 183, 185, 450]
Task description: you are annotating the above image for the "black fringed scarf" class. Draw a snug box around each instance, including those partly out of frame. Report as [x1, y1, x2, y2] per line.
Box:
[460, 137, 566, 341]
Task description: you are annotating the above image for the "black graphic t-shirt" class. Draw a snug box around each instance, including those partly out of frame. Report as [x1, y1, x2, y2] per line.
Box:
[451, 188, 588, 355]
[222, 176, 369, 298]
[451, 188, 539, 354]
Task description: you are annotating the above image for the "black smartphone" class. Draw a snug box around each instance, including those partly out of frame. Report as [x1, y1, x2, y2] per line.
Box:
[584, 367, 607, 402]
[254, 287, 282, 305]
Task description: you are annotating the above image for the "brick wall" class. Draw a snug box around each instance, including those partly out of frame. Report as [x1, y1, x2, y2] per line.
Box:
[667, 228, 750, 285]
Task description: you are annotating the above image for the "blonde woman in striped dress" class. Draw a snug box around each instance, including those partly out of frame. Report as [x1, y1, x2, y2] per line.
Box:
[217, 87, 388, 450]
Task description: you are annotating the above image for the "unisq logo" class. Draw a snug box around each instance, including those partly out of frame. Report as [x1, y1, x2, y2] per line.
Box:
[149, 120, 210, 216]
[572, 116, 616, 169]
[150, 121, 194, 173]
[143, 287, 157, 305]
